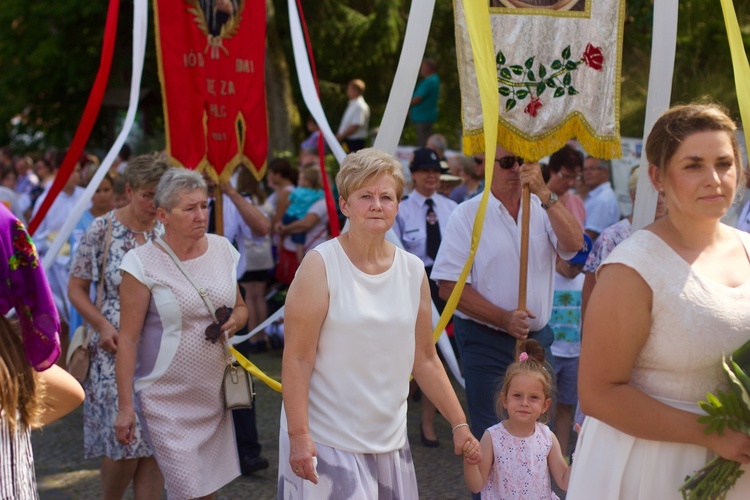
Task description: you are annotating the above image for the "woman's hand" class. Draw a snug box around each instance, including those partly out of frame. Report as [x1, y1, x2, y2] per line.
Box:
[289, 432, 319, 484]
[707, 428, 750, 464]
[454, 426, 481, 465]
[97, 322, 119, 355]
[275, 222, 287, 237]
[114, 407, 136, 445]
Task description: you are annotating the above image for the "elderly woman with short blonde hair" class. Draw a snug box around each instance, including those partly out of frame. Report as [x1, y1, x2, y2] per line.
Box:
[279, 148, 480, 498]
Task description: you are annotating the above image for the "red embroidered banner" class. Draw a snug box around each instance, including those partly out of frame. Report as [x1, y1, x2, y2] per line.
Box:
[154, 0, 268, 181]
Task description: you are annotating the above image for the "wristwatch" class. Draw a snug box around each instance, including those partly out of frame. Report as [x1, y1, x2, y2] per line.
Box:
[541, 192, 558, 210]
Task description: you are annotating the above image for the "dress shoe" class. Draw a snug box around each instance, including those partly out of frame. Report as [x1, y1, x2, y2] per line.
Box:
[240, 455, 270, 476]
[420, 425, 439, 448]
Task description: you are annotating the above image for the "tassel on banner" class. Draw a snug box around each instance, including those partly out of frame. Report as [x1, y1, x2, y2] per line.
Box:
[463, 116, 621, 162]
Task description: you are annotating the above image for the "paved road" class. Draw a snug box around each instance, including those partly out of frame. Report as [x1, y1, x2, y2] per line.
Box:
[33, 348, 567, 499]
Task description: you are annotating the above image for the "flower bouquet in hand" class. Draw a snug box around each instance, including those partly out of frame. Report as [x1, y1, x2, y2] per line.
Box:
[680, 340, 750, 499]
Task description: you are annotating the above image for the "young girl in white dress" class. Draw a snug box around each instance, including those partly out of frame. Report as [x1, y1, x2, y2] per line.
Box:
[463, 339, 570, 499]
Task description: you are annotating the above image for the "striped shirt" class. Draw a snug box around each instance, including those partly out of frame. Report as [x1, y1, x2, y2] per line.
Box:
[0, 411, 38, 500]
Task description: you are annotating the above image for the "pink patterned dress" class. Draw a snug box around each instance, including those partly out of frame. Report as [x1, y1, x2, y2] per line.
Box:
[482, 421, 559, 500]
[119, 234, 240, 498]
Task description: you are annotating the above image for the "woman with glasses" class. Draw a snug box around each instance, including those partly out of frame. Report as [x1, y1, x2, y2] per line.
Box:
[114, 168, 248, 499]
[69, 154, 170, 499]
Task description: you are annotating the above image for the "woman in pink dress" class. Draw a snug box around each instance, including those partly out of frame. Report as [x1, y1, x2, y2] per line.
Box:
[114, 168, 248, 499]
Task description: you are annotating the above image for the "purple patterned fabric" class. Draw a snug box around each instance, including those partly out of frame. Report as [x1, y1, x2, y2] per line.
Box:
[0, 204, 60, 371]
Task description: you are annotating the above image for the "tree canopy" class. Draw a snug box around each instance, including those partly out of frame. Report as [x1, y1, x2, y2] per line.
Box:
[0, 0, 748, 157]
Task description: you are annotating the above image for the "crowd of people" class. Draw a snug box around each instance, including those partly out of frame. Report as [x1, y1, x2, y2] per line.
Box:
[3, 96, 750, 499]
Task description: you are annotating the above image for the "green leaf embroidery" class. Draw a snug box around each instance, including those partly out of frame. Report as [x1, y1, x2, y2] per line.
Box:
[539, 64, 547, 79]
[526, 71, 536, 82]
[506, 99, 516, 111]
[546, 79, 557, 88]
[568, 86, 579, 95]
[510, 65, 524, 75]
[563, 72, 572, 86]
[500, 67, 512, 80]
[554, 87, 565, 98]
[496, 50, 506, 66]
[551, 60, 562, 70]
[537, 82, 547, 96]
[516, 90, 529, 99]
[562, 45, 571, 59]
[566, 60, 579, 71]
[499, 87, 511, 96]
[524, 56, 535, 69]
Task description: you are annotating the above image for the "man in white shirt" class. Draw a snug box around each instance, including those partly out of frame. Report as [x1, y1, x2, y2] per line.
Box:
[335, 79, 370, 153]
[431, 144, 583, 439]
[582, 156, 620, 240]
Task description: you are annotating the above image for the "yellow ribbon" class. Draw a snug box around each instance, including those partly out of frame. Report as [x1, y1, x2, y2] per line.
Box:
[230, 346, 282, 393]
[433, 0, 498, 341]
[719, 0, 750, 152]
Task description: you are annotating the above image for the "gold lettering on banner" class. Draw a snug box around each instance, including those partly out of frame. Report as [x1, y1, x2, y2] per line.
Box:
[211, 132, 228, 141]
[207, 79, 217, 96]
[235, 59, 254, 73]
[183, 50, 205, 68]
[209, 104, 227, 118]
[220, 80, 236, 96]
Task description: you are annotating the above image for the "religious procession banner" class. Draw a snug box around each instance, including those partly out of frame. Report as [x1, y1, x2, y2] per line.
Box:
[455, 0, 625, 160]
[154, 0, 268, 180]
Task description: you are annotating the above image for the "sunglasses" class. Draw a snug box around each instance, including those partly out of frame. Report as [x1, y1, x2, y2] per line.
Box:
[205, 305, 233, 343]
[495, 156, 524, 170]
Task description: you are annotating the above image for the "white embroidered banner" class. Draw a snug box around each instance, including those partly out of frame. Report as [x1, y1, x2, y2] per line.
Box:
[455, 0, 625, 160]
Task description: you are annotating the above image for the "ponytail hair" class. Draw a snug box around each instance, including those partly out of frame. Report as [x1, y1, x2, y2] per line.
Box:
[496, 339, 554, 422]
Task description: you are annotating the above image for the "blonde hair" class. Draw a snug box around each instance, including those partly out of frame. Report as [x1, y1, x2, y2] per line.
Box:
[646, 102, 744, 187]
[0, 317, 43, 432]
[348, 79, 365, 94]
[300, 165, 324, 191]
[497, 339, 554, 423]
[336, 148, 406, 202]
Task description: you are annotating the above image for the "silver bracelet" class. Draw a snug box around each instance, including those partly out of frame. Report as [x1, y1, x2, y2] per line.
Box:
[452, 422, 469, 433]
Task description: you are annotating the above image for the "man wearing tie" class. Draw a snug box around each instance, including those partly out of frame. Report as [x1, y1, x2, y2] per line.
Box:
[393, 147, 458, 447]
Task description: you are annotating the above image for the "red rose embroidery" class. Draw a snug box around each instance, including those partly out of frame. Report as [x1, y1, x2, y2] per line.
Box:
[582, 43, 604, 71]
[524, 97, 543, 118]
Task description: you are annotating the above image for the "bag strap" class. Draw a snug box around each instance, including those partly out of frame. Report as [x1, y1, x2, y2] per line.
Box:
[154, 237, 217, 321]
[155, 237, 236, 365]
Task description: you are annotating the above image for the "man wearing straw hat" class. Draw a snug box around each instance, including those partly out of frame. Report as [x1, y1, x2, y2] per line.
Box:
[431, 143, 582, 439]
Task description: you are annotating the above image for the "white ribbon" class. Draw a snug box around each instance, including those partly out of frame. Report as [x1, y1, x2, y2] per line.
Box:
[631, 0, 678, 231]
[287, 0, 346, 162]
[372, 0, 436, 155]
[42, 0, 148, 270]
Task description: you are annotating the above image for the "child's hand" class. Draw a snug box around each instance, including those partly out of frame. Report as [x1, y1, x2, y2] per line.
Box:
[462, 438, 481, 465]
[453, 426, 482, 465]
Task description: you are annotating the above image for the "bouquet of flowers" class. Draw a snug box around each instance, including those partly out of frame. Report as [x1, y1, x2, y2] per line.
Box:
[680, 340, 750, 499]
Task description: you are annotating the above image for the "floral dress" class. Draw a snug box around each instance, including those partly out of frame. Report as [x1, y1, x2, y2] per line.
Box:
[69, 211, 162, 460]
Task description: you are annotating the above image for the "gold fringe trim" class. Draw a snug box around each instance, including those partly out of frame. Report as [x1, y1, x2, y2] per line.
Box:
[463, 116, 621, 161]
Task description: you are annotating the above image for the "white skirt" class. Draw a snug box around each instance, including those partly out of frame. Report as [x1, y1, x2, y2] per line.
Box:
[567, 397, 750, 499]
[277, 430, 418, 499]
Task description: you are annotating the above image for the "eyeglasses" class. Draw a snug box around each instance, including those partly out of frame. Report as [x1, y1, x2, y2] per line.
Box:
[473, 156, 484, 165]
[495, 156, 524, 170]
[557, 171, 582, 181]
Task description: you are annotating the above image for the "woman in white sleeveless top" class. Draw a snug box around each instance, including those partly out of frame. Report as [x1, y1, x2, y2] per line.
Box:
[279, 148, 480, 499]
[568, 103, 750, 498]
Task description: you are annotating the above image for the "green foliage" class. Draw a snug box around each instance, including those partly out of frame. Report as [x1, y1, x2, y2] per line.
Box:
[681, 346, 750, 499]
[2, 0, 750, 158]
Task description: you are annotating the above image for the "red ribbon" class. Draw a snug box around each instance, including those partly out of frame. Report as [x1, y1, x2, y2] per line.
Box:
[295, 0, 340, 238]
[29, 0, 120, 235]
